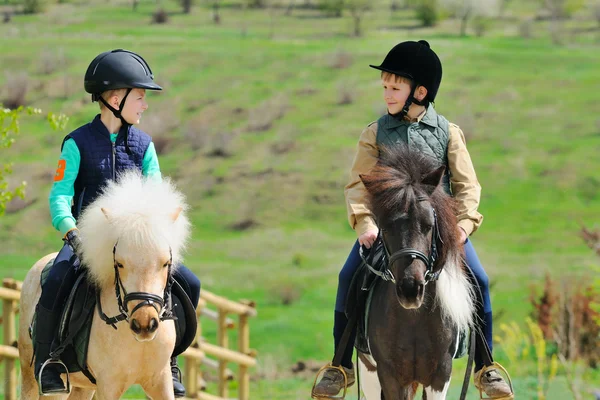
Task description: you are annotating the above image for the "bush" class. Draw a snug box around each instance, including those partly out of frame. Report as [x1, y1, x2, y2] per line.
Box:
[152, 8, 168, 24]
[317, 0, 344, 17]
[247, 94, 289, 132]
[519, 18, 533, 39]
[336, 80, 356, 105]
[416, 0, 438, 26]
[529, 273, 600, 368]
[38, 48, 66, 75]
[473, 16, 490, 37]
[2, 72, 30, 109]
[330, 50, 353, 70]
[23, 0, 45, 14]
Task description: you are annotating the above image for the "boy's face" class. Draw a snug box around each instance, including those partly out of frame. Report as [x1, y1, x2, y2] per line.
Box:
[381, 77, 412, 115]
[119, 88, 148, 125]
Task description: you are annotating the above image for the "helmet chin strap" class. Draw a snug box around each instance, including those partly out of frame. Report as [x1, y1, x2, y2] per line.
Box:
[390, 82, 427, 120]
[98, 88, 133, 154]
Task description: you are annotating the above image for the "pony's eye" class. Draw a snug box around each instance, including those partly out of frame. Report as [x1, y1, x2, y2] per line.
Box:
[163, 262, 171, 268]
[116, 262, 124, 269]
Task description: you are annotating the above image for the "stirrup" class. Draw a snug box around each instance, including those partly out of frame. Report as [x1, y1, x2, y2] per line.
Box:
[311, 363, 349, 400]
[38, 358, 71, 396]
[475, 362, 514, 400]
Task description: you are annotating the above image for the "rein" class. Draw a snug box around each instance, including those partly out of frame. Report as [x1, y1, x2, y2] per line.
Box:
[96, 242, 176, 329]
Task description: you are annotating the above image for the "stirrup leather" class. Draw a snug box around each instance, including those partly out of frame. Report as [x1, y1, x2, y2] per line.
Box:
[475, 362, 514, 400]
[311, 363, 349, 400]
[38, 358, 71, 396]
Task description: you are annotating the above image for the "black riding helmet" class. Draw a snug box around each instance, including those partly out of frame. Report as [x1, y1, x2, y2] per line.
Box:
[84, 49, 162, 153]
[370, 40, 442, 118]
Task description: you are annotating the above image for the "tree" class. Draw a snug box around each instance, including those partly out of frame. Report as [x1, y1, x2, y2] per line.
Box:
[439, 0, 499, 36]
[0, 106, 68, 216]
[538, 0, 585, 44]
[346, 0, 371, 36]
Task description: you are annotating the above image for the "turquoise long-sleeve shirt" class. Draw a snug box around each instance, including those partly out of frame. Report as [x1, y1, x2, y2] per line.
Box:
[49, 133, 161, 236]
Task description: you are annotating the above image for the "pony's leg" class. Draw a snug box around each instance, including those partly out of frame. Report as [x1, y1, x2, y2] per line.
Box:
[377, 372, 416, 400]
[94, 384, 126, 400]
[423, 378, 450, 400]
[140, 368, 174, 400]
[19, 358, 40, 400]
[358, 356, 381, 400]
[67, 388, 96, 400]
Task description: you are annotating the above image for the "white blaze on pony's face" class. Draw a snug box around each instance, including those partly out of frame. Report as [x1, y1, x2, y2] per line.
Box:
[109, 227, 173, 341]
[77, 171, 190, 341]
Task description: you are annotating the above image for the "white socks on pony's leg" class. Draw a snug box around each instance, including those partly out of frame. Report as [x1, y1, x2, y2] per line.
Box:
[358, 356, 381, 400]
[423, 379, 451, 400]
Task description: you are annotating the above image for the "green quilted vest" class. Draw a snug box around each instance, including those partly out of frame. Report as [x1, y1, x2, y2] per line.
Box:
[376, 106, 452, 195]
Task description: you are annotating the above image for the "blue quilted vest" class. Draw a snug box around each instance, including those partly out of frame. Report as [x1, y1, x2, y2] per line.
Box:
[375, 106, 452, 195]
[61, 115, 151, 220]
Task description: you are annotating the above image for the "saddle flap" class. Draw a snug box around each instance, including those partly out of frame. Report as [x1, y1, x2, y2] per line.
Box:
[171, 279, 198, 357]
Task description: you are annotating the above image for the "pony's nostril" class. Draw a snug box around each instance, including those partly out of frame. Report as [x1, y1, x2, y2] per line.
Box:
[130, 318, 142, 334]
[418, 282, 425, 297]
[148, 318, 159, 333]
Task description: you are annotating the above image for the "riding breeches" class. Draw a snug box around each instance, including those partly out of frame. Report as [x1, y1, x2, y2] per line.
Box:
[335, 240, 362, 313]
[39, 243, 78, 311]
[172, 264, 201, 310]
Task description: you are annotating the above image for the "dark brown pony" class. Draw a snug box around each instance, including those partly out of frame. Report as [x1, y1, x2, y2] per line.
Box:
[357, 145, 475, 400]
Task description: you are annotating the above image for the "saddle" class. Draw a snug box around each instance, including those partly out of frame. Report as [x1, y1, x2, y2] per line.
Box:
[31, 258, 197, 384]
[345, 240, 386, 355]
[346, 239, 469, 359]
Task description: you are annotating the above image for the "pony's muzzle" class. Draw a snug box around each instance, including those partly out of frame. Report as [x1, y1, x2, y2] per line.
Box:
[396, 277, 425, 309]
[128, 302, 161, 341]
[130, 317, 158, 333]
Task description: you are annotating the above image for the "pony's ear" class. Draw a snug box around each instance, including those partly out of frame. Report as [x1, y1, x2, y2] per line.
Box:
[101, 207, 113, 222]
[170, 207, 183, 222]
[421, 165, 446, 195]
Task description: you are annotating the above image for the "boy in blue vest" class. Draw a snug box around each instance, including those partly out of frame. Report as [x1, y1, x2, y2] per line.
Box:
[312, 40, 513, 398]
[35, 49, 200, 397]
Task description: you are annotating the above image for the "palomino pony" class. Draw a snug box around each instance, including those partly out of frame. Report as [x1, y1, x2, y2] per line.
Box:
[356, 145, 475, 400]
[19, 170, 190, 399]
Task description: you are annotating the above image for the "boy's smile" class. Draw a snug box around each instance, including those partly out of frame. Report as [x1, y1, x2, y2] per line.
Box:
[121, 88, 148, 125]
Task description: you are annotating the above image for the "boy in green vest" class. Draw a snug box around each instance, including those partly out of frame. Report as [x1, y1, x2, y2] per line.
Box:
[312, 40, 513, 399]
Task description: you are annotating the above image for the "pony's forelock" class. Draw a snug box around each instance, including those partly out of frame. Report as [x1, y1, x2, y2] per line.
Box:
[77, 170, 190, 288]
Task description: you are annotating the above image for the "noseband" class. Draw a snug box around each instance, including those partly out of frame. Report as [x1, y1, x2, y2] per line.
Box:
[97, 242, 176, 329]
[361, 207, 441, 286]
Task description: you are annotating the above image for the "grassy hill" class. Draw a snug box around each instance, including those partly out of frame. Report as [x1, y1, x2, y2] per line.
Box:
[1, 0, 599, 398]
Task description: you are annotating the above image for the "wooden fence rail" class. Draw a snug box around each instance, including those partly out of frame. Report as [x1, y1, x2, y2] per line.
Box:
[0, 278, 257, 400]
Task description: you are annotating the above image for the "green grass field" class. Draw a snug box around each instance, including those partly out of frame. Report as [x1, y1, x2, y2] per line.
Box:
[1, 0, 599, 398]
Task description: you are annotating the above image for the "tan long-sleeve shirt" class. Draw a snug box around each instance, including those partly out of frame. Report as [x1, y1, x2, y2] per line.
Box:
[344, 113, 483, 238]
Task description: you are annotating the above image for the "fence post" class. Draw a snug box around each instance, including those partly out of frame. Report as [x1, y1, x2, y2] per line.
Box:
[217, 308, 228, 398]
[3, 282, 17, 400]
[184, 302, 202, 397]
[238, 314, 250, 400]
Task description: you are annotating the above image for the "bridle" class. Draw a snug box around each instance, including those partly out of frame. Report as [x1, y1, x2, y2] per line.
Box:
[97, 241, 176, 329]
[361, 206, 442, 286]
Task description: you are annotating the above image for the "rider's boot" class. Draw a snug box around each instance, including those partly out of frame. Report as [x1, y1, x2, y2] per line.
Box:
[33, 304, 67, 394]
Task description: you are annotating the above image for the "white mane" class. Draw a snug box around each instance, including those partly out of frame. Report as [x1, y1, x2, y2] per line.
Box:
[435, 250, 476, 332]
[77, 170, 190, 289]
